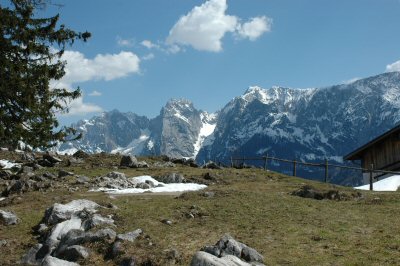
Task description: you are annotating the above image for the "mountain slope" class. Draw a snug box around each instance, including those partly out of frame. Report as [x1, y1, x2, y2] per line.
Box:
[197, 72, 400, 184]
[59, 100, 216, 159]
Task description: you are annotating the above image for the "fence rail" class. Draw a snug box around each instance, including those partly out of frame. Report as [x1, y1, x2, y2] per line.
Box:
[230, 155, 400, 191]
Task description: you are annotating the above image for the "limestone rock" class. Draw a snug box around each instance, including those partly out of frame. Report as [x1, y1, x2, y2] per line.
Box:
[43, 199, 100, 225]
[41, 255, 79, 266]
[190, 251, 251, 266]
[159, 173, 185, 184]
[120, 155, 138, 168]
[0, 209, 19, 225]
[193, 235, 265, 265]
[20, 244, 42, 265]
[117, 229, 143, 242]
[61, 245, 89, 262]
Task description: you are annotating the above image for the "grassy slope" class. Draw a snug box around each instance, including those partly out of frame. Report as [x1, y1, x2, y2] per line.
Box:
[0, 154, 400, 265]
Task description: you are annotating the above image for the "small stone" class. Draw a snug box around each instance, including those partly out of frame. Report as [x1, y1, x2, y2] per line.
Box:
[161, 219, 173, 226]
[119, 256, 136, 266]
[58, 170, 74, 178]
[107, 241, 124, 259]
[164, 248, 181, 262]
[203, 191, 215, 198]
[75, 175, 89, 184]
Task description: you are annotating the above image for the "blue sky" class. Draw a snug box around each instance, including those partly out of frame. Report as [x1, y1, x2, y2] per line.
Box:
[31, 0, 400, 124]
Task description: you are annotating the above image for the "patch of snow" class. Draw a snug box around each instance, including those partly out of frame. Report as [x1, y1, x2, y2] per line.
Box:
[111, 129, 150, 155]
[0, 159, 21, 169]
[58, 148, 78, 156]
[193, 113, 217, 157]
[117, 120, 126, 129]
[90, 175, 207, 194]
[147, 140, 154, 150]
[355, 175, 400, 191]
[174, 112, 190, 124]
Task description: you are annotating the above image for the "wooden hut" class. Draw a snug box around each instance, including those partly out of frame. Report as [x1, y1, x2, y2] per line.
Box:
[344, 124, 400, 184]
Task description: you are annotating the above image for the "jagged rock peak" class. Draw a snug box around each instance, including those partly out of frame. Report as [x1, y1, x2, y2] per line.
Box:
[165, 98, 195, 110]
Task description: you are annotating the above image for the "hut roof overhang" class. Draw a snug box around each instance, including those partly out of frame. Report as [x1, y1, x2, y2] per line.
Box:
[344, 124, 400, 161]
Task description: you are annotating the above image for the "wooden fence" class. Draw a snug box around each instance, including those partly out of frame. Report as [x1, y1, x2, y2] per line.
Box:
[230, 155, 400, 191]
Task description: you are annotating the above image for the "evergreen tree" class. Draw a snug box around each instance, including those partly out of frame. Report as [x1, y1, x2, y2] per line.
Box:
[0, 0, 90, 149]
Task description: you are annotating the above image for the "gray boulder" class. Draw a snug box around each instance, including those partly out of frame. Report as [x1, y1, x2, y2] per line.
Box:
[41, 255, 79, 266]
[120, 155, 138, 168]
[195, 235, 264, 265]
[21, 243, 42, 265]
[94, 172, 136, 190]
[43, 153, 63, 164]
[55, 228, 116, 256]
[60, 245, 89, 262]
[120, 155, 148, 168]
[82, 214, 115, 230]
[0, 209, 19, 225]
[202, 161, 222, 170]
[43, 199, 100, 225]
[159, 173, 186, 183]
[75, 175, 89, 184]
[116, 229, 143, 242]
[214, 235, 264, 263]
[107, 171, 126, 179]
[190, 251, 251, 266]
[58, 170, 74, 178]
[45, 217, 82, 249]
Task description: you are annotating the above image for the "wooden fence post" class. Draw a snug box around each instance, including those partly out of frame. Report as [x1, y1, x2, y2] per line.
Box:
[324, 159, 328, 183]
[369, 164, 374, 191]
[263, 155, 268, 171]
[293, 160, 297, 177]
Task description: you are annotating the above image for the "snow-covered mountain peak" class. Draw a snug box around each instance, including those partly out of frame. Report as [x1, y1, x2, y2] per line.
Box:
[242, 86, 270, 104]
[165, 98, 194, 110]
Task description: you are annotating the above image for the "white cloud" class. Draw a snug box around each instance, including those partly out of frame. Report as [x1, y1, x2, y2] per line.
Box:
[51, 50, 140, 116]
[236, 16, 272, 41]
[117, 36, 135, 47]
[88, 90, 102, 96]
[63, 96, 103, 116]
[166, 0, 271, 52]
[166, 0, 237, 52]
[59, 50, 140, 86]
[386, 60, 400, 72]
[141, 40, 159, 49]
[142, 53, 155, 61]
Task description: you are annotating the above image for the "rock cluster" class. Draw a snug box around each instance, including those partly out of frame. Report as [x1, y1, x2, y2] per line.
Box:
[191, 234, 265, 266]
[291, 185, 363, 201]
[119, 155, 148, 168]
[21, 199, 143, 265]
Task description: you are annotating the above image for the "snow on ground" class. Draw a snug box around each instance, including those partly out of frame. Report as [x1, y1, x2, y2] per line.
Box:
[355, 175, 400, 191]
[0, 159, 21, 169]
[90, 175, 207, 194]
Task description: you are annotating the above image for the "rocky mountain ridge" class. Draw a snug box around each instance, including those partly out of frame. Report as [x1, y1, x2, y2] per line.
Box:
[59, 72, 400, 184]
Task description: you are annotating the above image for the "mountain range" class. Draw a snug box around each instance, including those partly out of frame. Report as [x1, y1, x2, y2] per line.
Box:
[58, 72, 400, 185]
